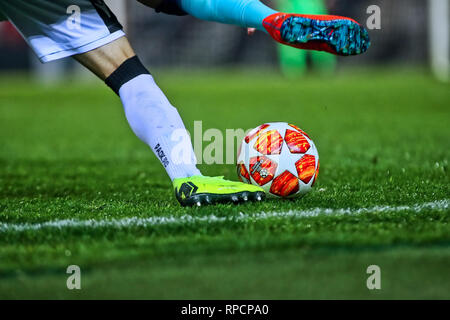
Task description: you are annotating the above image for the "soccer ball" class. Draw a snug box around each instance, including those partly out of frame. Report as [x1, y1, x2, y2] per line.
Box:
[237, 122, 319, 198]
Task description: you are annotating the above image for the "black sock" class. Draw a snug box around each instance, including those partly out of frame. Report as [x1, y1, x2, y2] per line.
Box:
[105, 56, 150, 95]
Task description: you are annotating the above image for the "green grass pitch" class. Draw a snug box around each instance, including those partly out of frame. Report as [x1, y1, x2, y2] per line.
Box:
[0, 70, 449, 299]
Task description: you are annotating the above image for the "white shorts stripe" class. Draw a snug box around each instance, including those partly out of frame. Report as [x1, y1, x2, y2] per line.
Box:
[40, 29, 125, 62]
[0, 0, 124, 63]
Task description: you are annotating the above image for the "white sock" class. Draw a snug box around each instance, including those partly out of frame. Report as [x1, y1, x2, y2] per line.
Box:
[106, 58, 201, 181]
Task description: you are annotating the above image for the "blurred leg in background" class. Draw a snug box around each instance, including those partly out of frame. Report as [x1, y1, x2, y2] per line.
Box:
[277, 0, 336, 78]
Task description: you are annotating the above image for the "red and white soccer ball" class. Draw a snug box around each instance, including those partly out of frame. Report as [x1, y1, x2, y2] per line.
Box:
[237, 122, 319, 198]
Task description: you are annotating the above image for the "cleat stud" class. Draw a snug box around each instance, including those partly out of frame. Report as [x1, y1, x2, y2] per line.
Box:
[196, 201, 201, 207]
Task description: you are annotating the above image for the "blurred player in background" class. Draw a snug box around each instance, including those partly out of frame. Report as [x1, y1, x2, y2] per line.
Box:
[277, 0, 337, 77]
[0, 0, 369, 206]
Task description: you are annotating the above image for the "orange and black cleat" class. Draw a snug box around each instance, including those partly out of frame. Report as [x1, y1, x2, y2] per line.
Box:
[263, 13, 370, 56]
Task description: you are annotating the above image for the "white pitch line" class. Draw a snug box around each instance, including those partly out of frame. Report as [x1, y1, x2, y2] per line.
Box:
[0, 200, 448, 233]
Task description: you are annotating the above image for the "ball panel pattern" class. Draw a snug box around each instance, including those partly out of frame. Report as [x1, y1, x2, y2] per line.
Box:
[269, 170, 299, 197]
[295, 154, 316, 184]
[253, 129, 283, 155]
[311, 159, 320, 186]
[285, 129, 310, 154]
[245, 123, 269, 143]
[249, 156, 277, 186]
[237, 122, 319, 199]
[288, 123, 310, 138]
[237, 162, 251, 183]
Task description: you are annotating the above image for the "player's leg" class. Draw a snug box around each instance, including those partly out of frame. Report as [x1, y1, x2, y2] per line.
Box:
[73, 37, 201, 181]
[0, 0, 265, 206]
[73, 37, 265, 206]
[143, 0, 370, 56]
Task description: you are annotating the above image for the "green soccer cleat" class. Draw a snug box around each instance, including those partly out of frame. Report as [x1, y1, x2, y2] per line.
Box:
[173, 175, 265, 207]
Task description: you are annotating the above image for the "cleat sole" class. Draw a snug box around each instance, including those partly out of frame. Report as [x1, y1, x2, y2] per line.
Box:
[177, 191, 266, 207]
[280, 16, 371, 56]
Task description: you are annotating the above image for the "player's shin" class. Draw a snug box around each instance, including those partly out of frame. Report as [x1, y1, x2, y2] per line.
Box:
[105, 56, 201, 181]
